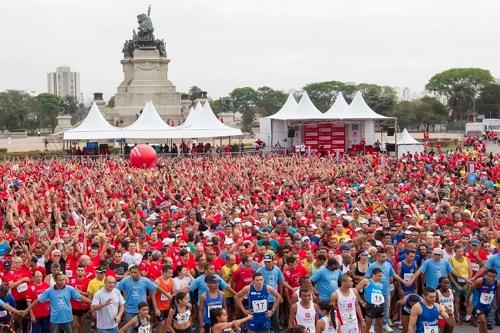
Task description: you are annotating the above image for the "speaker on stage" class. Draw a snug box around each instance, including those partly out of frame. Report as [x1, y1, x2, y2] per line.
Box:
[387, 127, 395, 136]
[287, 128, 296, 137]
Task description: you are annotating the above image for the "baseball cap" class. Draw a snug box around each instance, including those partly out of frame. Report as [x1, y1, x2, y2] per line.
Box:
[243, 221, 252, 228]
[432, 248, 444, 255]
[205, 275, 218, 284]
[96, 266, 105, 274]
[263, 254, 274, 262]
[444, 239, 454, 246]
[301, 236, 310, 242]
[224, 238, 234, 245]
[471, 239, 480, 246]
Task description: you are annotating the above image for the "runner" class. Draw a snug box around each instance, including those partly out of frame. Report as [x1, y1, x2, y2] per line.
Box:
[119, 301, 152, 333]
[234, 272, 282, 333]
[357, 268, 386, 333]
[469, 269, 499, 333]
[397, 294, 422, 333]
[153, 265, 174, 333]
[436, 277, 456, 333]
[166, 291, 193, 333]
[315, 301, 339, 333]
[331, 275, 365, 333]
[209, 308, 252, 333]
[408, 287, 454, 333]
[289, 288, 318, 333]
[199, 275, 226, 333]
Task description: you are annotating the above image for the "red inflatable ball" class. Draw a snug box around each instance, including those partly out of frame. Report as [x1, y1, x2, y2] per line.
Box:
[130, 144, 157, 168]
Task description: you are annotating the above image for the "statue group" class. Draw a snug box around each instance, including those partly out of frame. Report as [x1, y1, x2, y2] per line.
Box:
[122, 6, 167, 58]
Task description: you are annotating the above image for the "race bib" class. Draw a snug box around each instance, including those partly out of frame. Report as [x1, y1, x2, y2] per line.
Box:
[65, 270, 73, 277]
[176, 311, 190, 324]
[480, 292, 494, 305]
[457, 277, 466, 283]
[371, 292, 384, 306]
[160, 294, 170, 301]
[471, 263, 480, 271]
[341, 310, 356, 324]
[252, 299, 268, 313]
[404, 273, 414, 282]
[207, 304, 222, 318]
[17, 282, 28, 293]
[424, 325, 438, 333]
[138, 325, 151, 333]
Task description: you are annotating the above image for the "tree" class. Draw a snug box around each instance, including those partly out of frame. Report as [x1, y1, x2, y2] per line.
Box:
[355, 83, 398, 116]
[36, 93, 64, 132]
[0, 90, 36, 131]
[425, 68, 494, 120]
[255, 86, 287, 117]
[303, 81, 356, 112]
[188, 86, 204, 101]
[390, 97, 447, 130]
[477, 84, 500, 119]
[229, 87, 258, 133]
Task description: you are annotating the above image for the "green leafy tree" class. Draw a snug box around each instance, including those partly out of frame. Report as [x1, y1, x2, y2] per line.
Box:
[255, 86, 287, 117]
[356, 84, 398, 116]
[36, 93, 64, 132]
[425, 68, 494, 120]
[477, 84, 500, 118]
[229, 87, 258, 133]
[303, 81, 356, 112]
[188, 86, 204, 101]
[0, 90, 36, 131]
[390, 97, 447, 130]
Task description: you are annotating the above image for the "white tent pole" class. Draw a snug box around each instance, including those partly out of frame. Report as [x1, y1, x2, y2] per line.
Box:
[394, 118, 398, 160]
[270, 119, 274, 148]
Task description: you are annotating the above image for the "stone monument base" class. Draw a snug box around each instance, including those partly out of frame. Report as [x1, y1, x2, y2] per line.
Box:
[54, 114, 73, 133]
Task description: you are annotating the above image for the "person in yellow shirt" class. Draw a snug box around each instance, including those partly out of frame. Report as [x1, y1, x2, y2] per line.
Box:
[332, 222, 351, 243]
[449, 244, 472, 318]
[87, 266, 106, 300]
[302, 249, 315, 275]
[221, 254, 238, 320]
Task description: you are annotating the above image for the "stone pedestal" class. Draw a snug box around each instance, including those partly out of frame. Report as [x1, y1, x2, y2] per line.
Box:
[54, 114, 73, 133]
[112, 48, 182, 125]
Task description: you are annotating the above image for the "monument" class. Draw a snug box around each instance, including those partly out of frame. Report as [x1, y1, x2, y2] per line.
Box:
[109, 6, 183, 125]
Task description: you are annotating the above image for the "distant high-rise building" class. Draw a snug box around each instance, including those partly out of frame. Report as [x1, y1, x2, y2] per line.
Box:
[47, 66, 81, 103]
[402, 87, 411, 101]
[495, 78, 500, 85]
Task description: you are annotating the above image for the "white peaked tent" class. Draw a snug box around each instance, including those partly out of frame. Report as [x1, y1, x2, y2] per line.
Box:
[123, 101, 173, 139]
[322, 92, 350, 119]
[267, 92, 298, 120]
[179, 101, 242, 138]
[346, 91, 391, 120]
[396, 128, 424, 158]
[177, 101, 202, 129]
[64, 102, 123, 140]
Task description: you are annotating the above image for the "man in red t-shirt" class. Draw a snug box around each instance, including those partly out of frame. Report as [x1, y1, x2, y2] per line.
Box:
[26, 270, 50, 331]
[231, 255, 255, 318]
[6, 256, 31, 332]
[69, 265, 90, 333]
[283, 255, 308, 300]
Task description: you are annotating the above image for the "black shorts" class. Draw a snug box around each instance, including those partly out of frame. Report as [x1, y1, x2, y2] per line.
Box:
[15, 299, 27, 310]
[157, 310, 169, 321]
[72, 309, 89, 316]
[401, 305, 411, 317]
[365, 303, 384, 319]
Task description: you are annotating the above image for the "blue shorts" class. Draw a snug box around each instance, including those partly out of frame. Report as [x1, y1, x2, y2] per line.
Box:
[474, 306, 491, 316]
[248, 316, 271, 332]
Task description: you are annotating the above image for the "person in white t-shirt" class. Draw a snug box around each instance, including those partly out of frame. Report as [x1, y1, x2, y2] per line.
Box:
[122, 242, 143, 267]
[91, 276, 125, 333]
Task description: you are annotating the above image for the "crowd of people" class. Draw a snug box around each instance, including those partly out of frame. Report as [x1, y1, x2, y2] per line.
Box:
[0, 143, 498, 333]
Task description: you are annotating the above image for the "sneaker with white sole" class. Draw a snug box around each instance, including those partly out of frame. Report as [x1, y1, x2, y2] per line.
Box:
[383, 324, 394, 332]
[369, 327, 375, 333]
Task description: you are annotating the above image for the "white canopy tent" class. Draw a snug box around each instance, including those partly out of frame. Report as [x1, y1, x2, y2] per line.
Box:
[322, 92, 350, 119]
[177, 101, 243, 138]
[64, 102, 123, 140]
[344, 91, 392, 120]
[122, 101, 174, 139]
[395, 128, 424, 158]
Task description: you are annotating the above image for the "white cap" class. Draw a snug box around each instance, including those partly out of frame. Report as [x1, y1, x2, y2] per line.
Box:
[243, 221, 253, 228]
[224, 238, 234, 245]
[162, 238, 175, 246]
[234, 217, 242, 223]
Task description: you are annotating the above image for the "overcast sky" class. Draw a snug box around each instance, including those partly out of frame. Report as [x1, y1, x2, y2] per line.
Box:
[1, 0, 499, 102]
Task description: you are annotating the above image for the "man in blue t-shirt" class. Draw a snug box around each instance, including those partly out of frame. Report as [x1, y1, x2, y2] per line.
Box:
[366, 251, 406, 331]
[311, 257, 343, 302]
[117, 265, 171, 332]
[25, 272, 92, 333]
[408, 247, 454, 289]
[190, 263, 236, 302]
